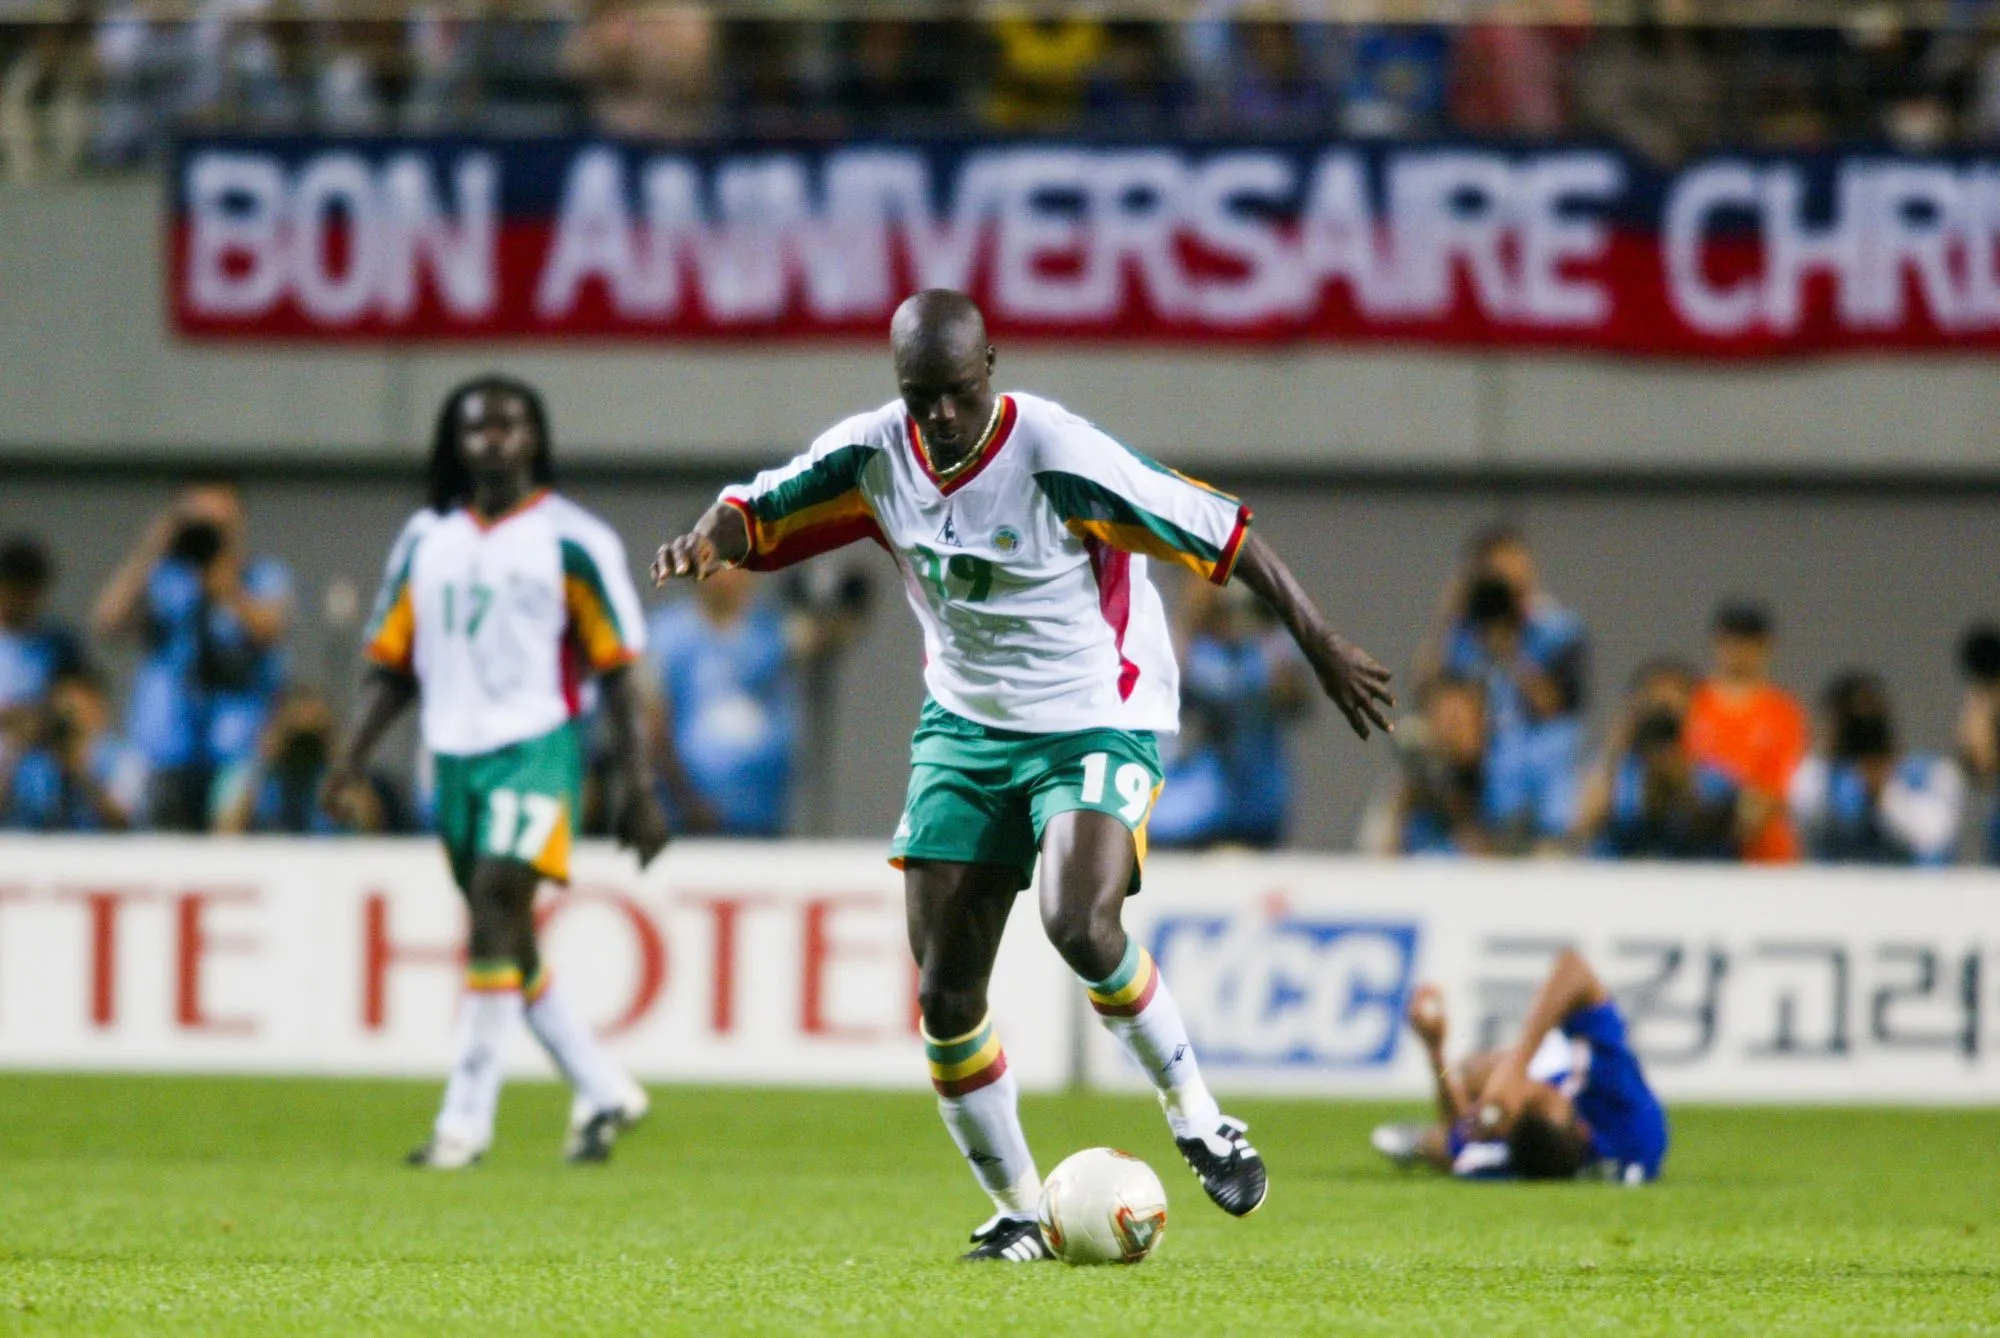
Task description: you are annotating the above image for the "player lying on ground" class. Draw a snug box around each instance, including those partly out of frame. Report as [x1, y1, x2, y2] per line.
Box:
[656, 289, 1394, 1260]
[325, 375, 671, 1169]
[1371, 949, 1669, 1182]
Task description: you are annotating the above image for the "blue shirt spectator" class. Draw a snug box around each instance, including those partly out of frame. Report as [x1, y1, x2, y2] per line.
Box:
[0, 668, 147, 832]
[648, 569, 798, 837]
[93, 487, 293, 831]
[1598, 744, 1742, 860]
[1791, 683, 1963, 866]
[1341, 25, 1451, 137]
[1383, 675, 1498, 856]
[0, 535, 85, 733]
[1151, 584, 1309, 849]
[1444, 575, 1586, 847]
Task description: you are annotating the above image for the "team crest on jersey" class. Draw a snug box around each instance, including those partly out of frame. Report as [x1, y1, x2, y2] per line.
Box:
[992, 526, 1022, 555]
[936, 510, 961, 547]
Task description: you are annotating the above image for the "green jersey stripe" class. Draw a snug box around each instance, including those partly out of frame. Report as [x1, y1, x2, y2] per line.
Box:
[559, 539, 626, 643]
[1033, 470, 1225, 565]
[749, 443, 880, 524]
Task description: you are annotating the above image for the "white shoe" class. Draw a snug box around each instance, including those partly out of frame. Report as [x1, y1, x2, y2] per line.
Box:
[406, 1132, 485, 1170]
[1370, 1121, 1430, 1169]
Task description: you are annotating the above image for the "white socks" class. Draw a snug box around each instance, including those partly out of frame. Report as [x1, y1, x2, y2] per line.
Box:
[434, 971, 524, 1148]
[1084, 940, 1222, 1140]
[925, 1014, 1041, 1219]
[524, 972, 632, 1114]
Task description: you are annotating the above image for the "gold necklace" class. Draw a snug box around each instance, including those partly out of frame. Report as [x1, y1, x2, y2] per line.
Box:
[930, 398, 1003, 481]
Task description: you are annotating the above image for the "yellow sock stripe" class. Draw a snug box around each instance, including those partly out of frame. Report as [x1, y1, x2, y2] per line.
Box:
[1086, 947, 1157, 1010]
[523, 967, 552, 1004]
[928, 1032, 1004, 1085]
[465, 962, 523, 992]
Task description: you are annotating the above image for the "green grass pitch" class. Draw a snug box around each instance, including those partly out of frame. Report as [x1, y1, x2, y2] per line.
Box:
[0, 1075, 1994, 1336]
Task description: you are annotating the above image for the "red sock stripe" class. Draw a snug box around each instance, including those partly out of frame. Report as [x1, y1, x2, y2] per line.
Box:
[933, 1050, 1009, 1098]
[1090, 968, 1159, 1018]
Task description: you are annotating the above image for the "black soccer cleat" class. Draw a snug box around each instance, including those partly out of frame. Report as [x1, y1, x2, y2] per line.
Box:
[960, 1214, 1054, 1263]
[1175, 1116, 1267, 1216]
[564, 1109, 630, 1165]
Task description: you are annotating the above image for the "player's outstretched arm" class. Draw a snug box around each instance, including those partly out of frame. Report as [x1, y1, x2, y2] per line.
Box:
[1407, 984, 1469, 1131]
[652, 503, 751, 586]
[322, 667, 417, 824]
[1231, 530, 1395, 739]
[597, 665, 672, 868]
[1483, 949, 1611, 1125]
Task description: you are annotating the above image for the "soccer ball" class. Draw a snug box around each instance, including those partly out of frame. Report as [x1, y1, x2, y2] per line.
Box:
[1036, 1148, 1168, 1265]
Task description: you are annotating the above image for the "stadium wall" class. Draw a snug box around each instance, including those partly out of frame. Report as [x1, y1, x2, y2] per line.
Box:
[3, 177, 2000, 474]
[3, 837, 1996, 1105]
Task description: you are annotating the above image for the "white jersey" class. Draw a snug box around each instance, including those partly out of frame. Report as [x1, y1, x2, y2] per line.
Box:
[719, 391, 1250, 734]
[363, 490, 646, 756]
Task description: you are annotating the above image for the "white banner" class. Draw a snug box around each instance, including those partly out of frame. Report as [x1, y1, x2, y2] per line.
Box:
[0, 837, 1072, 1090]
[3, 839, 1998, 1103]
[1092, 854, 2000, 1104]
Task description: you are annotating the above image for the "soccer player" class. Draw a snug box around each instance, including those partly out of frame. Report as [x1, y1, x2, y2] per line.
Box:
[325, 375, 671, 1169]
[655, 290, 1394, 1260]
[1370, 949, 1669, 1183]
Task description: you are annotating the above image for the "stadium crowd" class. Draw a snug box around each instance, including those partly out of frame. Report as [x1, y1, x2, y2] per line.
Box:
[2, 488, 1996, 867]
[7, 4, 2000, 178]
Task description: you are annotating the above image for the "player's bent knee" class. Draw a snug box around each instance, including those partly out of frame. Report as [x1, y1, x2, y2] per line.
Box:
[917, 981, 988, 1039]
[1040, 909, 1124, 983]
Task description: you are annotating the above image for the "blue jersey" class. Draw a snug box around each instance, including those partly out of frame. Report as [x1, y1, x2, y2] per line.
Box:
[1450, 1000, 1667, 1182]
[126, 556, 291, 769]
[0, 620, 84, 714]
[2, 736, 148, 832]
[650, 599, 796, 836]
[1443, 606, 1586, 839]
[1599, 754, 1741, 861]
[1150, 632, 1296, 847]
[1559, 1001, 1669, 1182]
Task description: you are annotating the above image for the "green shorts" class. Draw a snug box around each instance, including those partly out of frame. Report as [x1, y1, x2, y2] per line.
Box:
[433, 721, 584, 891]
[889, 699, 1163, 893]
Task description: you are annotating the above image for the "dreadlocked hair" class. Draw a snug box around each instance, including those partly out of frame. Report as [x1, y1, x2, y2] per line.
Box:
[426, 374, 555, 514]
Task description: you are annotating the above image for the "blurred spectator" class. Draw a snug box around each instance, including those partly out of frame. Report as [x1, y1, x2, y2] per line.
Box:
[1571, 2, 1721, 163]
[0, 535, 86, 740]
[213, 684, 400, 833]
[92, 485, 293, 832]
[1684, 599, 1809, 863]
[1085, 20, 1188, 137]
[470, 0, 582, 137]
[1377, 674, 1495, 857]
[0, 16, 91, 183]
[1150, 579, 1310, 851]
[984, 17, 1106, 133]
[1223, 21, 1331, 136]
[0, 665, 147, 832]
[1423, 527, 1587, 852]
[645, 565, 860, 836]
[565, 0, 714, 139]
[1955, 622, 2000, 860]
[840, 19, 963, 136]
[1578, 658, 1742, 861]
[1449, 11, 1572, 140]
[1338, 23, 1449, 138]
[310, 18, 398, 134]
[1791, 671, 1962, 866]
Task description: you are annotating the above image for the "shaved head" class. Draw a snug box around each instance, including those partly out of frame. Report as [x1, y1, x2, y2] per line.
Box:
[891, 290, 997, 471]
[891, 289, 988, 368]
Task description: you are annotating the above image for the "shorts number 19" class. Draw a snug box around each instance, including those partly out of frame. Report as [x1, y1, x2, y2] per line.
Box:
[1080, 752, 1154, 822]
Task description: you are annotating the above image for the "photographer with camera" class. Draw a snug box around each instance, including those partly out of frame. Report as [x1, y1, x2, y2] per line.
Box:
[214, 685, 400, 835]
[0, 665, 147, 832]
[1956, 623, 2000, 863]
[0, 535, 85, 743]
[1576, 658, 1743, 861]
[1791, 671, 1962, 866]
[643, 561, 870, 836]
[91, 485, 293, 831]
